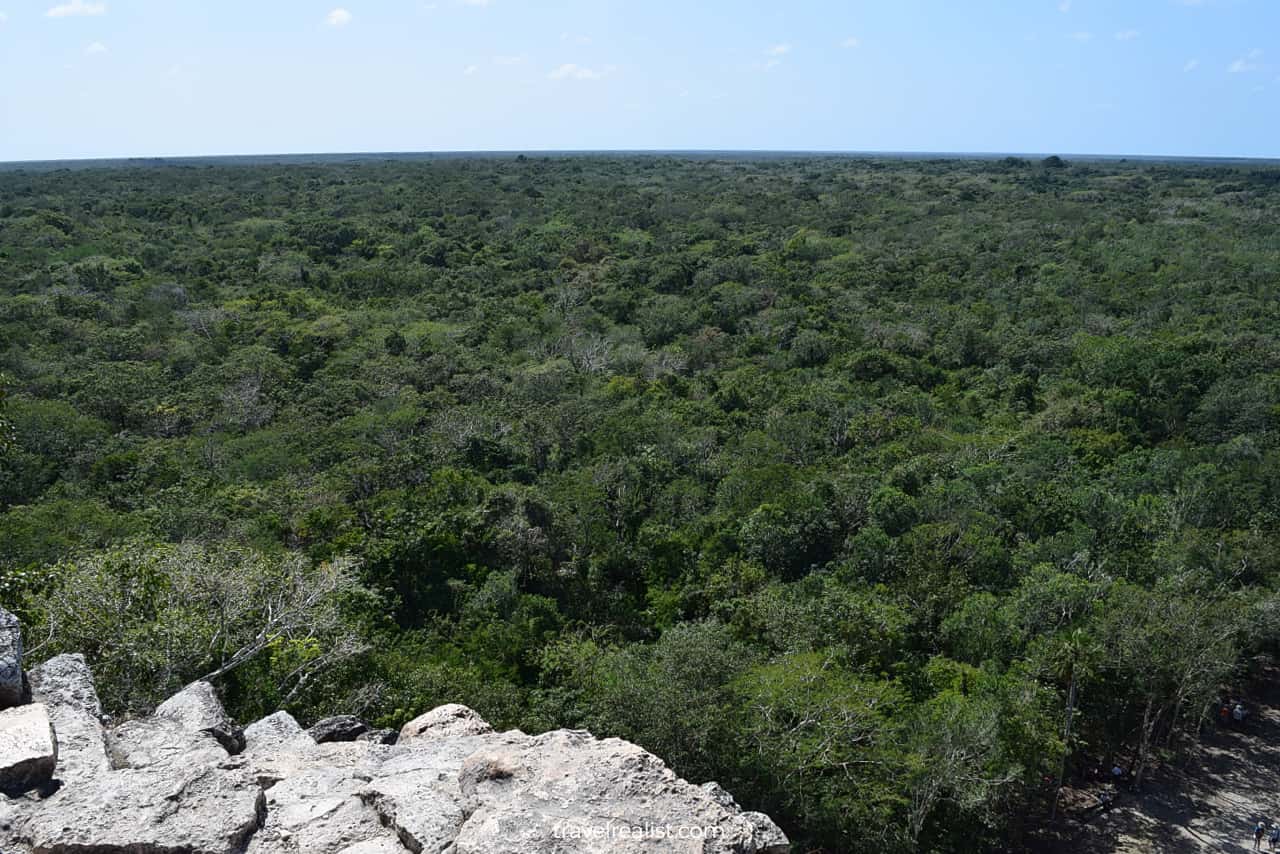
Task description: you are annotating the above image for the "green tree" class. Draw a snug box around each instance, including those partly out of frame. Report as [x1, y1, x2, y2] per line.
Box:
[25, 540, 374, 712]
[732, 653, 910, 852]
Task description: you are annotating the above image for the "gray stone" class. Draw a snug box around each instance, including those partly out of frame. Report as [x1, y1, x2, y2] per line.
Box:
[359, 782, 463, 854]
[450, 729, 791, 854]
[309, 714, 371, 744]
[13, 661, 264, 854]
[356, 727, 398, 746]
[26, 653, 100, 718]
[336, 839, 409, 854]
[155, 679, 246, 754]
[246, 710, 310, 753]
[0, 796, 33, 854]
[0, 703, 56, 794]
[17, 761, 266, 854]
[358, 737, 491, 854]
[3, 661, 789, 854]
[26, 654, 108, 785]
[108, 716, 228, 770]
[0, 607, 22, 710]
[741, 811, 792, 854]
[399, 703, 493, 744]
[700, 780, 739, 809]
[248, 732, 391, 792]
[246, 766, 404, 854]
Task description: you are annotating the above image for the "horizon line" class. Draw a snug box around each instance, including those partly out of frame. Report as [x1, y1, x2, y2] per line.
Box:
[3, 147, 1280, 169]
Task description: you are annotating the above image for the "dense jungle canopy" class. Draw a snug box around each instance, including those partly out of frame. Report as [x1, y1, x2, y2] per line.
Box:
[3, 154, 1280, 851]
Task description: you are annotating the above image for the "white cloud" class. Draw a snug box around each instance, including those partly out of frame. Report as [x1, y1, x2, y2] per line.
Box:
[548, 62, 611, 80]
[1229, 48, 1263, 73]
[463, 64, 478, 75]
[46, 0, 105, 17]
[756, 43, 792, 70]
[1114, 30, 1139, 41]
[1183, 58, 1200, 72]
[85, 40, 107, 54]
[840, 37, 859, 49]
[326, 7, 352, 27]
[1068, 31, 1094, 41]
[1058, 0, 1071, 11]
[0, 12, 8, 24]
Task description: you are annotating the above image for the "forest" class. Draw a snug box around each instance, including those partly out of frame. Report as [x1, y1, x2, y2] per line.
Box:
[3, 153, 1280, 851]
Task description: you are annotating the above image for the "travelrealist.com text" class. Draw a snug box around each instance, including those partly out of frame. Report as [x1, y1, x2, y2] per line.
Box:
[552, 820, 728, 841]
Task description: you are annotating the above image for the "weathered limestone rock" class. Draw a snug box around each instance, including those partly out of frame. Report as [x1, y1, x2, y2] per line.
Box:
[335, 839, 408, 854]
[109, 716, 228, 770]
[0, 607, 22, 710]
[399, 703, 493, 744]
[699, 781, 790, 851]
[451, 729, 792, 854]
[26, 653, 100, 717]
[0, 797, 33, 854]
[3, 657, 789, 854]
[246, 766, 404, 854]
[356, 734, 491, 853]
[10, 665, 261, 854]
[309, 714, 372, 744]
[26, 654, 108, 785]
[246, 710, 310, 753]
[0, 703, 56, 794]
[156, 679, 246, 754]
[357, 727, 398, 745]
[246, 722, 392, 792]
[741, 810, 792, 853]
[18, 761, 266, 853]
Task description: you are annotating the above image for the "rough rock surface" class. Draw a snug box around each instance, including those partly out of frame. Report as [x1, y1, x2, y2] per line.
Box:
[25, 654, 100, 718]
[0, 608, 22, 710]
[452, 730, 792, 853]
[156, 679, 247, 754]
[309, 714, 372, 744]
[26, 654, 108, 785]
[20, 761, 266, 853]
[108, 716, 228, 769]
[247, 761, 402, 854]
[357, 727, 398, 745]
[2, 656, 789, 854]
[399, 703, 494, 743]
[245, 710, 310, 753]
[0, 704, 56, 794]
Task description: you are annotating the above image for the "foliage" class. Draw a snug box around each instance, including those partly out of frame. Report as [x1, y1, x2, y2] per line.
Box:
[4, 154, 1280, 849]
[22, 540, 371, 712]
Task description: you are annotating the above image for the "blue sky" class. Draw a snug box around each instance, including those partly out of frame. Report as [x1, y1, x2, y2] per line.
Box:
[0, 0, 1276, 161]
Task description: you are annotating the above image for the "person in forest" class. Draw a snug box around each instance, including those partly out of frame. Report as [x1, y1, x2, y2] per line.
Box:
[1254, 820, 1266, 850]
[1235, 703, 1247, 727]
[1268, 823, 1279, 850]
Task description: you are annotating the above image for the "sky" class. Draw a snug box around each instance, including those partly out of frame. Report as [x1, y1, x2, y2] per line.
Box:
[0, 0, 1277, 161]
